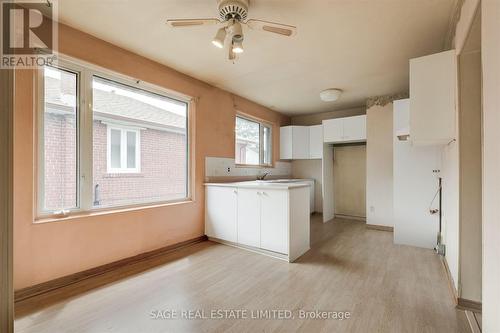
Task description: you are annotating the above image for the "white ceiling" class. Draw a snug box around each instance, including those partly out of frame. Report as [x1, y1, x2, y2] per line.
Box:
[57, 0, 455, 116]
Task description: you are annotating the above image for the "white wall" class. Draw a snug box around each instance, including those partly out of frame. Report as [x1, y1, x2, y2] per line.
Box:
[441, 139, 460, 293]
[366, 103, 393, 227]
[291, 159, 323, 213]
[322, 144, 335, 222]
[393, 100, 441, 249]
[481, 0, 500, 330]
[438, 0, 481, 299]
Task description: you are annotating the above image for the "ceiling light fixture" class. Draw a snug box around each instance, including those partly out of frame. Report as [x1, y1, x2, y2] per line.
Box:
[232, 40, 244, 53]
[320, 88, 342, 102]
[212, 27, 226, 48]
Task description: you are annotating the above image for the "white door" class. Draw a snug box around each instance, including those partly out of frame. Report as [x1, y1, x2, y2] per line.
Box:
[309, 125, 323, 159]
[292, 126, 310, 159]
[342, 115, 366, 142]
[205, 186, 237, 242]
[323, 118, 343, 143]
[237, 188, 261, 248]
[260, 190, 288, 254]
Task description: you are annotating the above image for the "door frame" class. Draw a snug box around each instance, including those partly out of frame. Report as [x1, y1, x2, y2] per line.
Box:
[0, 68, 14, 332]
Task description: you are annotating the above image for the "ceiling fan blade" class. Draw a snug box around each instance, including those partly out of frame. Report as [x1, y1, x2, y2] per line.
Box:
[245, 19, 297, 37]
[166, 18, 220, 28]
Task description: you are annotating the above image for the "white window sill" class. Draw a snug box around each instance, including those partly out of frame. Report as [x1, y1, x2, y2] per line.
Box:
[34, 198, 194, 224]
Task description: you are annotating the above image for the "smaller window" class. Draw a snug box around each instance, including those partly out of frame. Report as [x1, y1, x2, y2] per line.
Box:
[106, 126, 141, 173]
[235, 115, 272, 166]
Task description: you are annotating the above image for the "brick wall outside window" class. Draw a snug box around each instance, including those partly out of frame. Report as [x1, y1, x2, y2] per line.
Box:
[92, 120, 187, 207]
[43, 116, 187, 210]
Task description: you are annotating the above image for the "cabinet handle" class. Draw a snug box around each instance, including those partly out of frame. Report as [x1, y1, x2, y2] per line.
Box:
[257, 192, 261, 195]
[233, 190, 237, 194]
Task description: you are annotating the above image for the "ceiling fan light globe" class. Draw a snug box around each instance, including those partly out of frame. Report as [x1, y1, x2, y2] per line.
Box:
[233, 46, 244, 53]
[212, 27, 226, 49]
[212, 40, 224, 48]
[232, 40, 244, 53]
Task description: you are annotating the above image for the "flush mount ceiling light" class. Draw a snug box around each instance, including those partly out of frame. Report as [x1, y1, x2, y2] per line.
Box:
[166, 0, 297, 61]
[320, 88, 343, 102]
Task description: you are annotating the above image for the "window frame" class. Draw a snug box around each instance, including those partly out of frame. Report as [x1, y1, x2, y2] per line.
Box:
[235, 114, 273, 167]
[106, 125, 141, 174]
[36, 55, 193, 220]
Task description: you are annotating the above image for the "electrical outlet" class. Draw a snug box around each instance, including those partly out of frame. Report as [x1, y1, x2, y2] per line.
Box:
[227, 167, 231, 173]
[370, 206, 375, 213]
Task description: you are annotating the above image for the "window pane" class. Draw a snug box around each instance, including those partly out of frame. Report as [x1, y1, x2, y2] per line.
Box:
[235, 116, 260, 165]
[110, 129, 121, 168]
[92, 76, 188, 208]
[263, 125, 272, 165]
[42, 66, 78, 212]
[127, 131, 136, 168]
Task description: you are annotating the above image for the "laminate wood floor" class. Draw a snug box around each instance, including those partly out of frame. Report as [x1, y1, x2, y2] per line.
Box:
[15, 215, 469, 333]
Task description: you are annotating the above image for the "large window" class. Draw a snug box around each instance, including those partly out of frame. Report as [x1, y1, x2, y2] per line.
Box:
[41, 66, 79, 213]
[235, 115, 272, 166]
[39, 59, 190, 216]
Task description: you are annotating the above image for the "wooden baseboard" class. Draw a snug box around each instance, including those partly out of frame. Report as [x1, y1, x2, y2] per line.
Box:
[458, 298, 482, 312]
[365, 224, 393, 232]
[15, 235, 207, 302]
[465, 310, 482, 333]
[440, 256, 459, 304]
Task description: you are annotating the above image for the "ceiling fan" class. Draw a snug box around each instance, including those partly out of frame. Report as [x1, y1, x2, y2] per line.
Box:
[166, 0, 297, 61]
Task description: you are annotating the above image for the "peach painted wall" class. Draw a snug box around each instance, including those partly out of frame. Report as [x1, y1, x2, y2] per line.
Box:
[13, 23, 290, 289]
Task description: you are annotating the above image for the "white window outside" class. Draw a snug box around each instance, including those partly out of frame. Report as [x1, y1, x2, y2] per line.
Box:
[235, 115, 272, 166]
[106, 126, 141, 173]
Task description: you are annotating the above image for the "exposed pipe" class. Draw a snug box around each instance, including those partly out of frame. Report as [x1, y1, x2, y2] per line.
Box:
[93, 184, 100, 206]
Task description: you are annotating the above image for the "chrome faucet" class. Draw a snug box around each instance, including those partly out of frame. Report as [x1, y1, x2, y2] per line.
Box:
[256, 172, 269, 180]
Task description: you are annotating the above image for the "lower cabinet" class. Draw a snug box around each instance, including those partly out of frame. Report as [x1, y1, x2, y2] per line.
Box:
[205, 184, 310, 261]
[260, 190, 288, 254]
[236, 188, 261, 248]
[205, 186, 237, 242]
[237, 188, 288, 253]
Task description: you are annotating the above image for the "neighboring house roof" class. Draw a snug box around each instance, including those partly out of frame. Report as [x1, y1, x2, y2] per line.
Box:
[44, 76, 187, 132]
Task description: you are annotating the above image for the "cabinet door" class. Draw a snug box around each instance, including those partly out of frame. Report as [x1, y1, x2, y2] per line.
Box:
[342, 115, 366, 142]
[237, 188, 261, 248]
[292, 126, 310, 159]
[394, 99, 410, 136]
[280, 126, 293, 159]
[205, 186, 237, 242]
[410, 50, 456, 145]
[260, 190, 288, 254]
[309, 125, 323, 159]
[323, 118, 343, 143]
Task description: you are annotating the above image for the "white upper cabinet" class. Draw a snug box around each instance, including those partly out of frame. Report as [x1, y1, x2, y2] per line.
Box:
[323, 115, 366, 143]
[308, 125, 323, 159]
[409, 50, 457, 145]
[323, 118, 343, 143]
[280, 126, 309, 159]
[342, 115, 366, 142]
[394, 99, 410, 137]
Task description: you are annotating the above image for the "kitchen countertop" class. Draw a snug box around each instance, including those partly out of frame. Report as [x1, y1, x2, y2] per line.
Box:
[204, 179, 312, 189]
